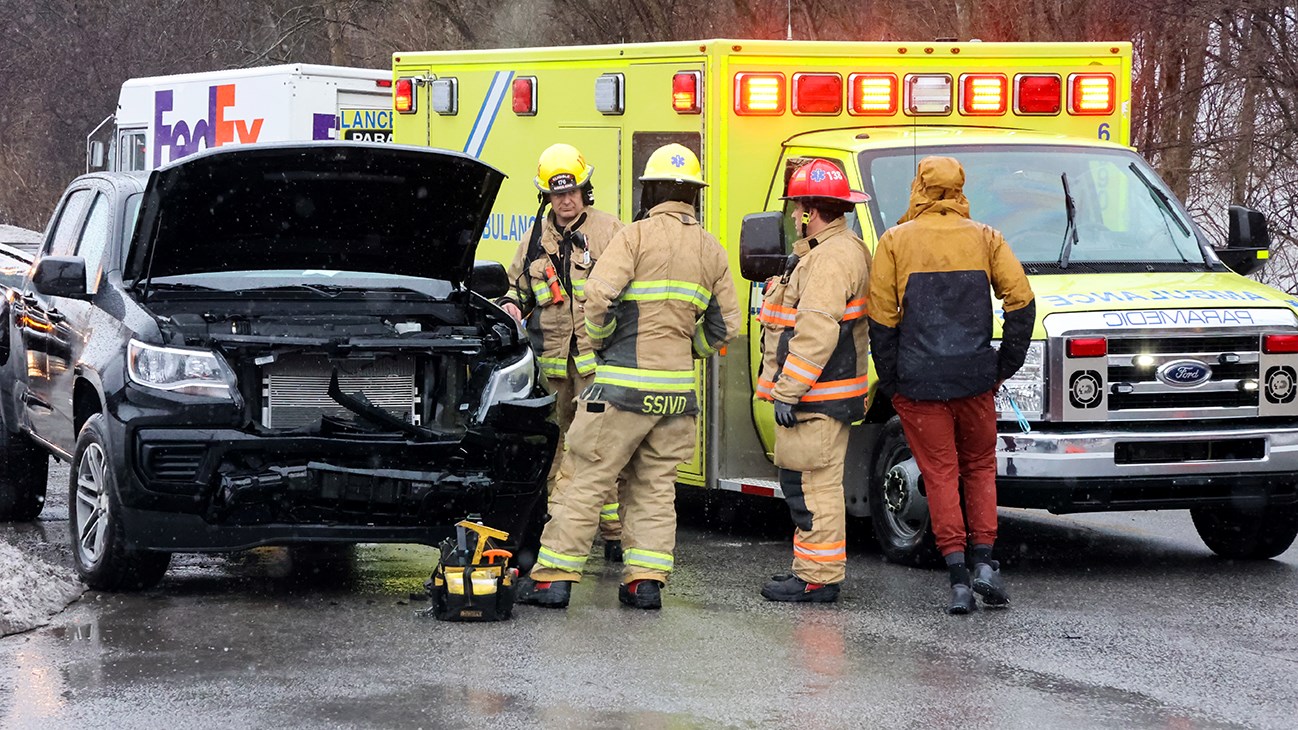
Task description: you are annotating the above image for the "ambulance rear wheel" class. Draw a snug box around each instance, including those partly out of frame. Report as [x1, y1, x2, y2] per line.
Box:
[869, 418, 940, 567]
[1191, 503, 1298, 560]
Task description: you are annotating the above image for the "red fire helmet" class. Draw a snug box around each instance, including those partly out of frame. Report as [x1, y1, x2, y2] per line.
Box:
[781, 159, 869, 203]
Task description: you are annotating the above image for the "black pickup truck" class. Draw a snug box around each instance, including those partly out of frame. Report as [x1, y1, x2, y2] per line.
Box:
[0, 143, 557, 590]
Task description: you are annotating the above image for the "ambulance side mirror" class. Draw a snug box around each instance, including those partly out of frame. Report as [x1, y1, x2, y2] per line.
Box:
[1220, 205, 1270, 277]
[470, 260, 510, 299]
[740, 212, 786, 282]
[88, 141, 106, 170]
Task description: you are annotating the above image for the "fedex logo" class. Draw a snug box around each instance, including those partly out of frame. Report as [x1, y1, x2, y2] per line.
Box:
[153, 84, 265, 167]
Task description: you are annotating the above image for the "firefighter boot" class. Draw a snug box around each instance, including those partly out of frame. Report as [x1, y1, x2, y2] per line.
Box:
[516, 576, 573, 608]
[604, 540, 624, 563]
[972, 560, 1010, 607]
[618, 579, 662, 610]
[761, 575, 840, 603]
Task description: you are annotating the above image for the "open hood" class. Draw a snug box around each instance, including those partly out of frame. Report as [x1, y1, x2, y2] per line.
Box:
[126, 142, 504, 286]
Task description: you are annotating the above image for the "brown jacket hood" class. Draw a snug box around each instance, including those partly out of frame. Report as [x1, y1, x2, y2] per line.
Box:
[897, 156, 971, 224]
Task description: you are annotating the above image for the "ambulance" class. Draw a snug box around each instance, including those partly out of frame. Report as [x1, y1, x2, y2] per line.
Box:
[86, 63, 394, 173]
[391, 40, 1298, 563]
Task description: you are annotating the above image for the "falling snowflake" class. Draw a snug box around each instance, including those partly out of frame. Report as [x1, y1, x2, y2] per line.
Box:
[671, 154, 686, 167]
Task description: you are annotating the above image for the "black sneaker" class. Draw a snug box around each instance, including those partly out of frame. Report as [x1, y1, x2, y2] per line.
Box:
[947, 583, 976, 615]
[618, 579, 662, 609]
[972, 561, 1010, 607]
[761, 575, 840, 603]
[516, 576, 572, 608]
[604, 540, 624, 563]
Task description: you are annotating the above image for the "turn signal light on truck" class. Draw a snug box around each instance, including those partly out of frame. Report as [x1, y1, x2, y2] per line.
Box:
[394, 78, 416, 113]
[1067, 337, 1108, 358]
[792, 73, 842, 115]
[1263, 334, 1298, 354]
[848, 73, 897, 115]
[960, 74, 1007, 115]
[1015, 74, 1061, 114]
[512, 76, 537, 115]
[735, 72, 785, 115]
[673, 71, 702, 114]
[1069, 73, 1116, 115]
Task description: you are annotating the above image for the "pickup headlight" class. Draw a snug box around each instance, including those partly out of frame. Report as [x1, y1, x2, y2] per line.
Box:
[477, 348, 536, 421]
[994, 341, 1044, 420]
[127, 339, 238, 398]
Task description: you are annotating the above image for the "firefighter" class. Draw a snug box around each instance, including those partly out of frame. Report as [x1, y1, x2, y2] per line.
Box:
[500, 143, 627, 561]
[516, 144, 740, 610]
[756, 159, 872, 603]
[867, 156, 1035, 614]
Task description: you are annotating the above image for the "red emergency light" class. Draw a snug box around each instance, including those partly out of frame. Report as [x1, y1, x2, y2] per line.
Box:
[673, 71, 702, 114]
[394, 78, 416, 114]
[735, 72, 785, 115]
[848, 73, 897, 115]
[1067, 337, 1108, 358]
[375, 79, 393, 88]
[1263, 334, 1298, 354]
[792, 73, 842, 115]
[512, 76, 537, 115]
[1068, 73, 1116, 115]
[1015, 74, 1061, 115]
[960, 74, 1007, 115]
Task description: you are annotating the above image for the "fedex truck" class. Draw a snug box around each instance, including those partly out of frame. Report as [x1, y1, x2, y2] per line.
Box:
[391, 40, 1297, 563]
[87, 64, 394, 173]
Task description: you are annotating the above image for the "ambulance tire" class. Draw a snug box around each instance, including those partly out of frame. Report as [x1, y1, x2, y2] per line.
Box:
[1190, 503, 1298, 560]
[869, 418, 941, 568]
[0, 417, 47, 522]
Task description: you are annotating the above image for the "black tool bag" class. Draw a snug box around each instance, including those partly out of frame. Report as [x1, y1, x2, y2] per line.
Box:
[426, 535, 517, 622]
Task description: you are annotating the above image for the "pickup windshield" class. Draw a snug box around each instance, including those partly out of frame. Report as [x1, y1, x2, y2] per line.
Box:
[858, 145, 1206, 269]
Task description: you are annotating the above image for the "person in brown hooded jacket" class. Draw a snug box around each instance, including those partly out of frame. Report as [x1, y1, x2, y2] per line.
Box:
[867, 156, 1035, 615]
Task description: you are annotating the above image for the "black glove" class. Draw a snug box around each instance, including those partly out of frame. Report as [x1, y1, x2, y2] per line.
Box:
[773, 400, 798, 428]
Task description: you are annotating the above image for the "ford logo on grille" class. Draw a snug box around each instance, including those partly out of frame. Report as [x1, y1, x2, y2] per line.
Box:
[1155, 359, 1213, 388]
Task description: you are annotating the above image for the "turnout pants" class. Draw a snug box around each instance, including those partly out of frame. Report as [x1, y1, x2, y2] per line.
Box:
[891, 391, 998, 556]
[548, 358, 621, 541]
[774, 413, 851, 585]
[531, 401, 695, 585]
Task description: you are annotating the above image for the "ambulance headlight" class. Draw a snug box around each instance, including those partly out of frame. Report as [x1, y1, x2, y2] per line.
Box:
[994, 341, 1045, 420]
[477, 349, 536, 421]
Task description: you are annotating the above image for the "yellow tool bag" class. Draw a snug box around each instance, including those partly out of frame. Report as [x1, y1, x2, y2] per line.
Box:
[426, 519, 517, 622]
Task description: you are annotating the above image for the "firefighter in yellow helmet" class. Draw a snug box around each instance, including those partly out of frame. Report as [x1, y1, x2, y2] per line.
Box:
[501, 143, 627, 560]
[756, 159, 872, 603]
[517, 144, 740, 609]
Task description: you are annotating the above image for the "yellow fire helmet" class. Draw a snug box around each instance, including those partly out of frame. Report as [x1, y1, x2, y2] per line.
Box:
[534, 143, 594, 194]
[639, 143, 706, 186]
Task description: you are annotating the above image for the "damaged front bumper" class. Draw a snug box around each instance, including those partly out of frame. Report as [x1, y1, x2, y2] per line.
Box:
[113, 399, 558, 552]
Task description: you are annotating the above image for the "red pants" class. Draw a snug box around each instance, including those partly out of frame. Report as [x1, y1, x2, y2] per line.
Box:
[892, 391, 998, 556]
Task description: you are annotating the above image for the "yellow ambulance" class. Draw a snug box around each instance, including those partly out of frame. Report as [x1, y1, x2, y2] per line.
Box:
[391, 40, 1297, 563]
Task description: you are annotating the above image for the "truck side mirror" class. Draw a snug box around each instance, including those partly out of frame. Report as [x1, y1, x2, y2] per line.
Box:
[470, 260, 510, 299]
[740, 212, 787, 282]
[1220, 205, 1271, 277]
[31, 256, 89, 299]
[88, 141, 106, 171]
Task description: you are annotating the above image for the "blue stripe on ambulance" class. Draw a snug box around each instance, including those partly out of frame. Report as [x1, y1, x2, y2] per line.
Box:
[464, 71, 514, 158]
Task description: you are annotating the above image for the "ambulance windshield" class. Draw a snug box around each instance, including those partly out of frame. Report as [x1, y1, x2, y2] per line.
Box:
[859, 145, 1207, 270]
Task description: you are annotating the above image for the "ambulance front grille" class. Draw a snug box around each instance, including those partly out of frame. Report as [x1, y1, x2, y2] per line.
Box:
[1104, 334, 1260, 416]
[261, 354, 418, 429]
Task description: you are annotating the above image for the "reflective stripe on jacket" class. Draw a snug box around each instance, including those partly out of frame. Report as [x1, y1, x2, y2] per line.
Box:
[757, 218, 873, 423]
[583, 201, 740, 416]
[505, 207, 624, 379]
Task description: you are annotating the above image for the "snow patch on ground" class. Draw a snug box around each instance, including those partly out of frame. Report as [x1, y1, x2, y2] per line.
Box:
[0, 538, 83, 636]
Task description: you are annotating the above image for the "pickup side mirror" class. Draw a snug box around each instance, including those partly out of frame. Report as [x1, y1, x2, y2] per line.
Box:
[470, 260, 510, 299]
[1220, 205, 1271, 276]
[740, 212, 787, 282]
[31, 256, 88, 299]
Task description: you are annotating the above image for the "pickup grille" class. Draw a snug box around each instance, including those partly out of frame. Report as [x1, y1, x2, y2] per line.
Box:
[261, 354, 418, 430]
[1106, 335, 1259, 415]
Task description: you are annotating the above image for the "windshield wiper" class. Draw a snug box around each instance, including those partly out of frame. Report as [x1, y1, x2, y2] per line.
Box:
[1128, 162, 1192, 239]
[1057, 172, 1080, 269]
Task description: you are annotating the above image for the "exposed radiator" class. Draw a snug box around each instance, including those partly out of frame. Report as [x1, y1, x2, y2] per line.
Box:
[261, 354, 418, 429]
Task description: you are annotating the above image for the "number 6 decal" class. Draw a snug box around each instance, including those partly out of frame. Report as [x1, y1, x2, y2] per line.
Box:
[1098, 123, 1111, 141]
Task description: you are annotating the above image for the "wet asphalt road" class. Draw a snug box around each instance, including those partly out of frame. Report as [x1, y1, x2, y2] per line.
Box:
[1, 460, 1296, 729]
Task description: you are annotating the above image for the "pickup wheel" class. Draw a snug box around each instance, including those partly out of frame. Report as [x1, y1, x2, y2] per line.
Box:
[69, 414, 171, 591]
[0, 420, 48, 522]
[869, 417, 941, 567]
[1191, 503, 1298, 560]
